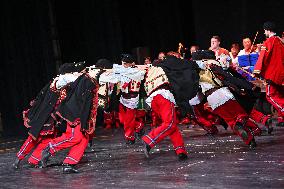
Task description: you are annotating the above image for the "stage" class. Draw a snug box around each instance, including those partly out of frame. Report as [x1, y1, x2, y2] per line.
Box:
[0, 123, 284, 189]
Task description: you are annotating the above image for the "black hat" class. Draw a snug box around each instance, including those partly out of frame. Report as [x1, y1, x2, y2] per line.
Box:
[95, 58, 113, 69]
[121, 54, 135, 63]
[191, 50, 216, 60]
[58, 62, 85, 74]
[263, 21, 276, 31]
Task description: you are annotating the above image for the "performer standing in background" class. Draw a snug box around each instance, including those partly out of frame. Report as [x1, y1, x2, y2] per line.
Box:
[254, 21, 284, 127]
[209, 35, 231, 69]
[229, 43, 240, 68]
[233, 36, 274, 134]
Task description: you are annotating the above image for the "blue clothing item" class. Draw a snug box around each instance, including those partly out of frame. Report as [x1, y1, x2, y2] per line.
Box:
[238, 53, 259, 67]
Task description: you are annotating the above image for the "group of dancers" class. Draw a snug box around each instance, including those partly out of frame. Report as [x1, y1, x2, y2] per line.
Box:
[13, 21, 284, 173]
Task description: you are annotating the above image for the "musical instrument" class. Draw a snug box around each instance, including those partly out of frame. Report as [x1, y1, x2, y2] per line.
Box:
[178, 42, 184, 54]
[249, 31, 259, 53]
[177, 42, 187, 59]
[236, 66, 266, 92]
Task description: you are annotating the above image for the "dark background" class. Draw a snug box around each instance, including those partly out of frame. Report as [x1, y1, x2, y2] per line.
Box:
[0, 0, 283, 137]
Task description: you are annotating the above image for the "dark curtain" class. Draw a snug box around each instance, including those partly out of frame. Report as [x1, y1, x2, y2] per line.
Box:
[54, 0, 196, 64]
[192, 0, 284, 50]
[0, 0, 57, 137]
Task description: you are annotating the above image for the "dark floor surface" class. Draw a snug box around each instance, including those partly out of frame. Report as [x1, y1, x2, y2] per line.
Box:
[1, 123, 284, 189]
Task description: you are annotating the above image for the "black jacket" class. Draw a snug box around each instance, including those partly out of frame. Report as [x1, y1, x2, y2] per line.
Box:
[158, 56, 200, 116]
[56, 74, 98, 133]
[209, 65, 261, 113]
[25, 81, 59, 139]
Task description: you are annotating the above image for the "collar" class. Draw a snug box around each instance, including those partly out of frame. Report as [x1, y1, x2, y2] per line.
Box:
[269, 32, 276, 38]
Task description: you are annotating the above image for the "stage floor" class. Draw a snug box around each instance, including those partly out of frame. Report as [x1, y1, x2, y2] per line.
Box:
[1, 123, 284, 189]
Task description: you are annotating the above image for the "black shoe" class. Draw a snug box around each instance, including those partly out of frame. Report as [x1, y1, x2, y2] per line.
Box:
[135, 129, 145, 140]
[12, 158, 20, 169]
[142, 140, 151, 158]
[39, 146, 51, 168]
[62, 164, 79, 174]
[249, 138, 257, 149]
[267, 127, 274, 135]
[88, 139, 93, 148]
[265, 118, 274, 134]
[26, 163, 39, 169]
[277, 122, 284, 127]
[178, 153, 188, 161]
[125, 139, 135, 145]
[234, 122, 249, 141]
[219, 119, 228, 130]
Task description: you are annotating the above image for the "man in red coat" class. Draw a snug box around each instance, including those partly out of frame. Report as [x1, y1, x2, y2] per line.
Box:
[254, 21, 284, 126]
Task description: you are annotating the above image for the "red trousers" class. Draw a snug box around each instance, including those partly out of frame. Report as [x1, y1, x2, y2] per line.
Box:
[213, 100, 254, 144]
[142, 95, 187, 155]
[48, 123, 89, 165]
[136, 109, 146, 128]
[266, 83, 284, 117]
[119, 103, 143, 141]
[249, 108, 271, 127]
[17, 135, 52, 165]
[104, 111, 121, 129]
[150, 110, 162, 128]
[193, 103, 218, 133]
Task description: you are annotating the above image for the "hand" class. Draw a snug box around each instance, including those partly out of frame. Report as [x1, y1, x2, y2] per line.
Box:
[256, 44, 262, 52]
[252, 73, 260, 78]
[204, 102, 211, 110]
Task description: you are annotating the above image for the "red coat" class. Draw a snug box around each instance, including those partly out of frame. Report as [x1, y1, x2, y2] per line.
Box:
[254, 36, 284, 85]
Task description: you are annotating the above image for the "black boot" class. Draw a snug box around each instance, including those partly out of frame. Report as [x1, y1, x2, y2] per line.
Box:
[39, 146, 51, 168]
[234, 122, 249, 141]
[142, 140, 151, 158]
[277, 122, 284, 127]
[62, 164, 79, 174]
[249, 138, 257, 149]
[265, 118, 274, 134]
[26, 162, 39, 168]
[88, 139, 93, 148]
[12, 158, 21, 169]
[135, 129, 145, 140]
[219, 118, 228, 130]
[125, 139, 135, 145]
[178, 153, 188, 161]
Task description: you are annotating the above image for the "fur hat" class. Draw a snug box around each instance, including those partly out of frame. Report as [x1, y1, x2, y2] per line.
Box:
[263, 21, 276, 31]
[121, 54, 135, 63]
[95, 58, 113, 69]
[58, 61, 85, 74]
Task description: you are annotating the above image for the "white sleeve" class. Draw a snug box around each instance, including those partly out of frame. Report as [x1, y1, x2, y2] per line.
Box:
[218, 54, 230, 70]
[99, 72, 119, 84]
[56, 74, 79, 89]
[195, 60, 206, 70]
